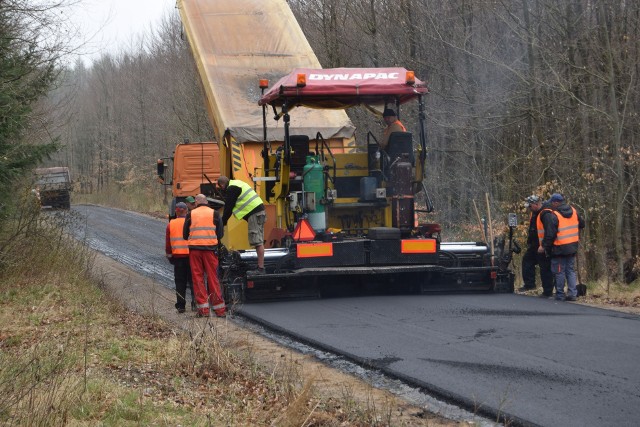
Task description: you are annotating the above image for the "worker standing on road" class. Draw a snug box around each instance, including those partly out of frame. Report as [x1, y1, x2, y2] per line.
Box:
[217, 176, 266, 274]
[165, 202, 195, 313]
[182, 194, 226, 317]
[379, 108, 406, 151]
[519, 195, 554, 297]
[537, 193, 585, 301]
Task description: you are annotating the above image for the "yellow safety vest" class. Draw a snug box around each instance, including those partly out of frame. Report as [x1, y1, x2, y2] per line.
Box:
[230, 179, 263, 219]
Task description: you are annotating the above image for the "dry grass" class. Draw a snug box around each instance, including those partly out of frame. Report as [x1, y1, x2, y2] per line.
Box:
[577, 280, 640, 314]
[73, 181, 168, 218]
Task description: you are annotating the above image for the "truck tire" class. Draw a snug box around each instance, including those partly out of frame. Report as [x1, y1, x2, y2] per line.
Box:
[61, 192, 71, 209]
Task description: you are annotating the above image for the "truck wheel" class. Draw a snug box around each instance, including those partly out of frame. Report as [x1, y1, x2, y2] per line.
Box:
[63, 195, 71, 209]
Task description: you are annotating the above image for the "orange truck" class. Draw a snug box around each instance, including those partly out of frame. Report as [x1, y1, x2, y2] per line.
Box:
[156, 140, 221, 218]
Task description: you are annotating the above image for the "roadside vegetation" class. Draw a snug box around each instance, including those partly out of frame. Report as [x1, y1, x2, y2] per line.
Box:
[73, 182, 168, 218]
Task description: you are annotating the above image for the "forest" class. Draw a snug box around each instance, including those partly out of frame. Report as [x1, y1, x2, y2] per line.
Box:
[12, 0, 640, 284]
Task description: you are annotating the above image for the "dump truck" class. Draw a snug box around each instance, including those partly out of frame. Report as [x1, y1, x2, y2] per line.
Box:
[157, 140, 221, 218]
[34, 167, 72, 209]
[177, 0, 517, 301]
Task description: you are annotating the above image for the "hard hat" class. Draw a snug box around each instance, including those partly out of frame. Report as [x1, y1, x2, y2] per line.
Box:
[524, 195, 541, 208]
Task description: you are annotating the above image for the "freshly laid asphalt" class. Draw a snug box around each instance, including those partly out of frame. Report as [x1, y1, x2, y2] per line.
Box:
[239, 295, 640, 426]
[72, 205, 640, 427]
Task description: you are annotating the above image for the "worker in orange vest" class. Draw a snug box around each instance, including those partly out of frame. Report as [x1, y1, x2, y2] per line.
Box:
[537, 193, 585, 301]
[380, 108, 406, 150]
[165, 202, 194, 313]
[183, 194, 226, 317]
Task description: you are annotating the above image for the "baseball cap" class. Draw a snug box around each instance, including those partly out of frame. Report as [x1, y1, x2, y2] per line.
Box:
[524, 195, 541, 208]
[549, 193, 565, 203]
[175, 202, 187, 210]
[185, 196, 195, 203]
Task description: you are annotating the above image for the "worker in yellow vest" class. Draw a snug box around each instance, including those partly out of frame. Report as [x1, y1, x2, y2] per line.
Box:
[218, 176, 266, 274]
[165, 202, 194, 313]
[537, 193, 585, 301]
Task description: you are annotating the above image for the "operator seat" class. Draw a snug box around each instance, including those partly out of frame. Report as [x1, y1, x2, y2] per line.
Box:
[385, 132, 414, 166]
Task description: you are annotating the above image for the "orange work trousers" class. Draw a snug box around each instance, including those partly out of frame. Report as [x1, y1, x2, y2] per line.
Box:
[189, 249, 225, 316]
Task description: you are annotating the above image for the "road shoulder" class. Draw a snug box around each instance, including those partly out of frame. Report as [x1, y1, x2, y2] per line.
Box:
[90, 251, 458, 426]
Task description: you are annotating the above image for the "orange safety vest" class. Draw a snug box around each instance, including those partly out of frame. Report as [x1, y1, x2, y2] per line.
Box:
[552, 207, 579, 246]
[536, 208, 552, 245]
[383, 120, 407, 139]
[169, 217, 189, 255]
[188, 206, 218, 247]
[536, 207, 579, 246]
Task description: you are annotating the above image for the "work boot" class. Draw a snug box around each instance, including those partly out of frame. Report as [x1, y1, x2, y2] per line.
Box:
[517, 286, 535, 292]
[564, 295, 577, 302]
[247, 267, 266, 275]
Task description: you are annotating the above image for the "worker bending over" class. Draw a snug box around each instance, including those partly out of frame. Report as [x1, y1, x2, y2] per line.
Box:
[217, 176, 266, 274]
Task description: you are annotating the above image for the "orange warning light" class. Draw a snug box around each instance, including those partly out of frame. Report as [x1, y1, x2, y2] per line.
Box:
[296, 73, 306, 87]
[292, 218, 316, 241]
[259, 79, 269, 89]
[405, 71, 415, 85]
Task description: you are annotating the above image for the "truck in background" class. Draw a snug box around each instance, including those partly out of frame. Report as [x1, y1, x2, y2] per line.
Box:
[156, 140, 221, 218]
[34, 167, 72, 209]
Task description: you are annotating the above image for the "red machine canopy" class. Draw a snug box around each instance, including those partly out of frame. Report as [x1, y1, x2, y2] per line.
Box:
[259, 67, 428, 110]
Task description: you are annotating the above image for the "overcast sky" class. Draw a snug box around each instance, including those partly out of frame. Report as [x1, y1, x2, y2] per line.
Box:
[67, 0, 176, 65]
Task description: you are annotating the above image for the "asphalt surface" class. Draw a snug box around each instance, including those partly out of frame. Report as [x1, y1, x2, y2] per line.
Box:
[70, 204, 640, 427]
